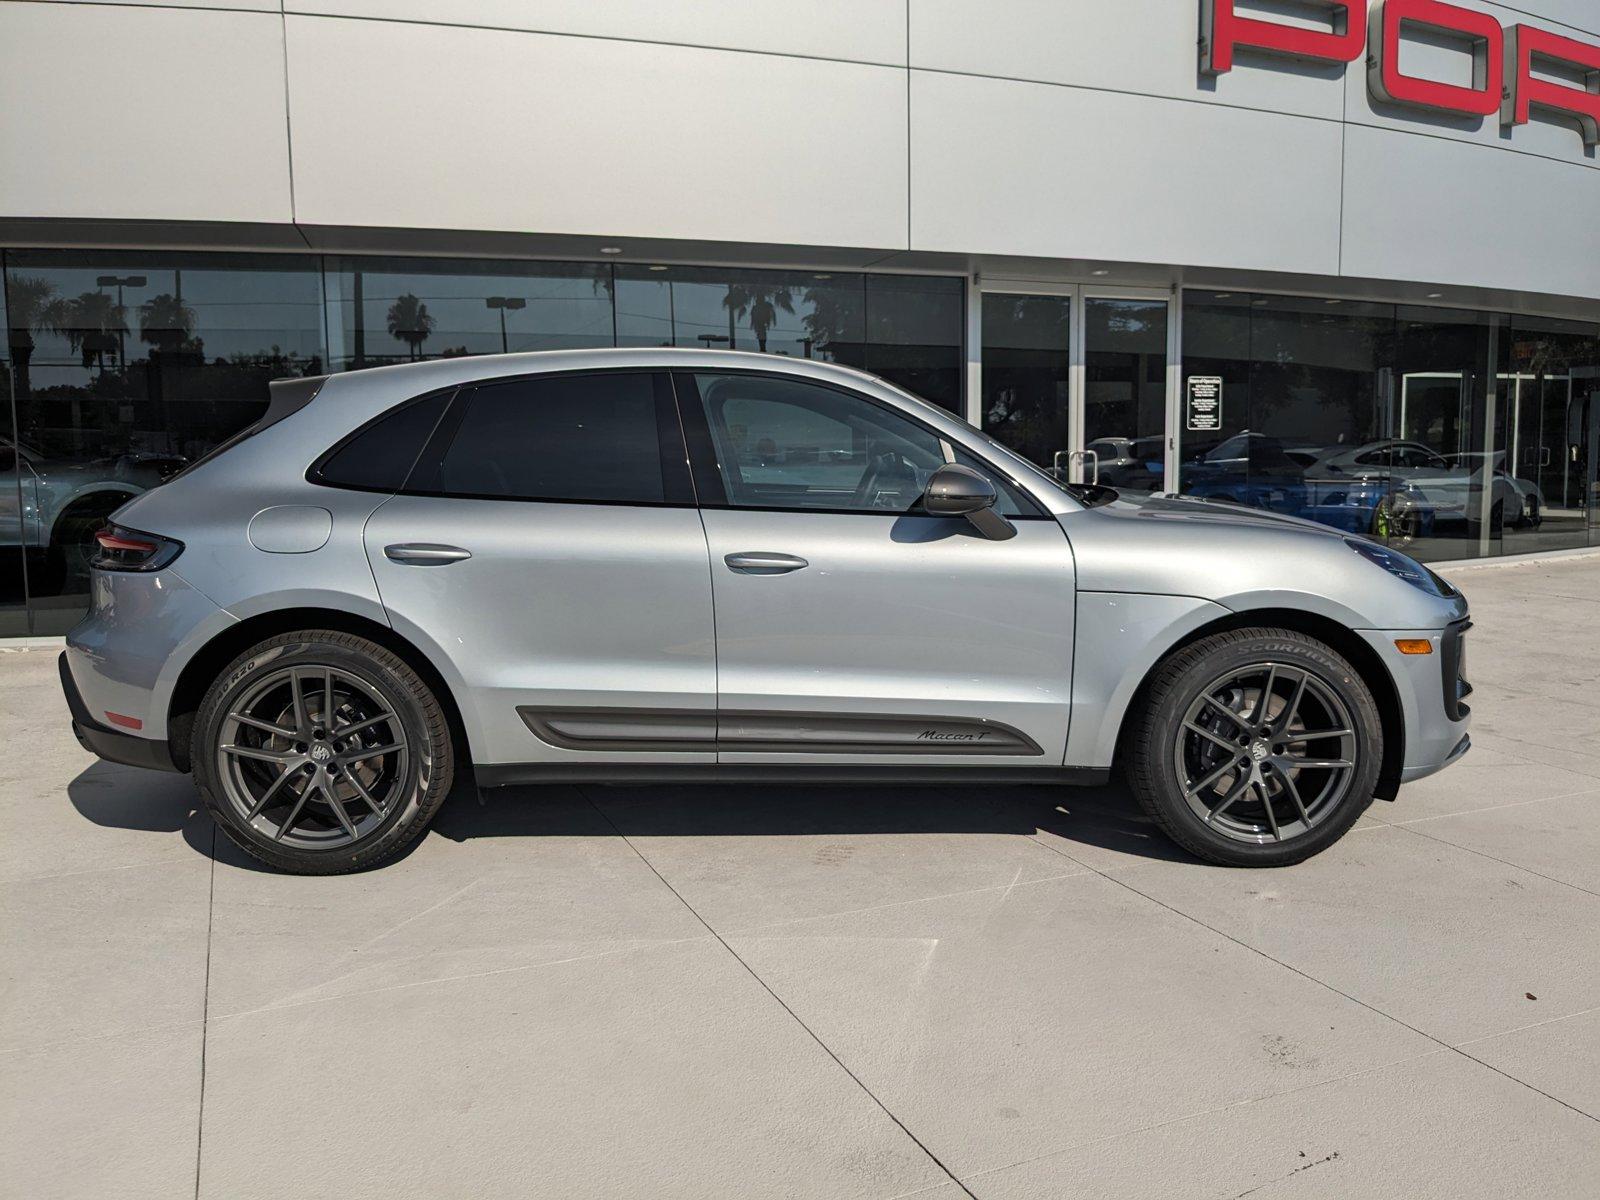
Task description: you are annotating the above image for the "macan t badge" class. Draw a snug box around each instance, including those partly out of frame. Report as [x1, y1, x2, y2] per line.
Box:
[1200, 0, 1600, 148]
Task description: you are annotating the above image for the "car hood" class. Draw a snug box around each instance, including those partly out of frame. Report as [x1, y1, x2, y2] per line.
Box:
[1098, 491, 1349, 539]
[1059, 490, 1466, 630]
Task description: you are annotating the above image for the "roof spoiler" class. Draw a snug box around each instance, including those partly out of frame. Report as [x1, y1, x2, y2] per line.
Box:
[266, 374, 328, 421]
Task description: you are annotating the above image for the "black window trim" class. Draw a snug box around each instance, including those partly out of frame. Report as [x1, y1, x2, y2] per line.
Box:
[397, 367, 697, 509]
[670, 368, 1051, 520]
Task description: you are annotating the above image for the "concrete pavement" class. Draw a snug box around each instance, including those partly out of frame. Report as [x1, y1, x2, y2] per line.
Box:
[4, 554, 1598, 1198]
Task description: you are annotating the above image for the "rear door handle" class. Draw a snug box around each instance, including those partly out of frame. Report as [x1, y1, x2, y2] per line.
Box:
[724, 552, 808, 575]
[384, 543, 472, 566]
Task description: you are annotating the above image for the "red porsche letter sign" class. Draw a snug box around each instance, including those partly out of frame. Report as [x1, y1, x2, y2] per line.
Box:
[1504, 24, 1600, 149]
[1200, 0, 1366, 74]
[1368, 0, 1502, 117]
[1200, 0, 1600, 148]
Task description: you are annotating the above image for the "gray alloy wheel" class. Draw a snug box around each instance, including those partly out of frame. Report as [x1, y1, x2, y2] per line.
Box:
[1172, 662, 1357, 845]
[193, 631, 453, 874]
[1126, 628, 1383, 867]
[216, 664, 409, 850]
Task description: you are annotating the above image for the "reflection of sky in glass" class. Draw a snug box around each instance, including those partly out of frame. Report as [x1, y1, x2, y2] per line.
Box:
[5, 254, 324, 390]
[615, 266, 861, 358]
[327, 258, 613, 364]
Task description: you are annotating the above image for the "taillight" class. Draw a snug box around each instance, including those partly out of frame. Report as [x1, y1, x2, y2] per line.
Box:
[90, 524, 184, 572]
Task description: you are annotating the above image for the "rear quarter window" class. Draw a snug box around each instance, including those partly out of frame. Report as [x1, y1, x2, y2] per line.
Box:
[312, 390, 454, 492]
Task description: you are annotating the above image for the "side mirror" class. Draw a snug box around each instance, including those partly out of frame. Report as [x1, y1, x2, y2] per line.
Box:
[923, 463, 1016, 541]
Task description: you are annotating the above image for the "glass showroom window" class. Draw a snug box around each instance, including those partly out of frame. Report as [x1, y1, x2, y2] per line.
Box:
[324, 257, 614, 371]
[3, 251, 325, 633]
[615, 265, 964, 413]
[1498, 316, 1600, 553]
[1, 260, 27, 637]
[1182, 292, 1509, 561]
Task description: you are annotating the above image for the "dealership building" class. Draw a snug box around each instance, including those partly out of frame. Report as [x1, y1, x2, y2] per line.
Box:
[2, 0, 1597, 637]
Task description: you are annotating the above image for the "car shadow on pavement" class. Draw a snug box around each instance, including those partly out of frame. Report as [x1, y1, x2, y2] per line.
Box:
[67, 760, 1199, 871]
[436, 772, 1201, 867]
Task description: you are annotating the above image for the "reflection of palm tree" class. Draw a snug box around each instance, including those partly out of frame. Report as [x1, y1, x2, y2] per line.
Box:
[723, 284, 795, 354]
[59, 291, 126, 372]
[3, 274, 67, 397]
[386, 293, 435, 360]
[802, 284, 862, 363]
[138, 293, 197, 353]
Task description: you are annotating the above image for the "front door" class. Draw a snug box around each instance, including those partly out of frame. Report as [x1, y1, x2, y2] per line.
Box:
[363, 370, 717, 766]
[676, 369, 1076, 765]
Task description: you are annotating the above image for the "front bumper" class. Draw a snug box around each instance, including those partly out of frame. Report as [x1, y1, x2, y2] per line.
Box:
[1360, 617, 1473, 790]
[60, 652, 180, 773]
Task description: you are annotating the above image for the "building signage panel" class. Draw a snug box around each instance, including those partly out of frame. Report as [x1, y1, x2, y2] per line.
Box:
[1200, 0, 1600, 148]
[1186, 377, 1224, 432]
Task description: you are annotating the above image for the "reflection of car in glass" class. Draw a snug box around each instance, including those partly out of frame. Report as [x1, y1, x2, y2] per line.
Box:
[1084, 436, 1165, 491]
[1444, 452, 1543, 529]
[1309, 442, 1537, 532]
[0, 439, 187, 586]
[1178, 434, 1435, 545]
[64, 351, 1472, 875]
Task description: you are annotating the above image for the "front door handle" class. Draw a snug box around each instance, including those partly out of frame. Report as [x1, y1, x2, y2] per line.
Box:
[724, 551, 808, 575]
[385, 543, 472, 566]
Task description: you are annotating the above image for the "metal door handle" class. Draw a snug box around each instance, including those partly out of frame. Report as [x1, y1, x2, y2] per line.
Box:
[724, 552, 808, 575]
[385, 543, 472, 565]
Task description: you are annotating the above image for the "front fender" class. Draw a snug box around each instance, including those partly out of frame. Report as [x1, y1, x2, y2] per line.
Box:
[1065, 593, 1231, 769]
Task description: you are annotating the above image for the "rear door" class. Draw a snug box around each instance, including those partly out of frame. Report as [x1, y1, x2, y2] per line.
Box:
[676, 370, 1076, 765]
[360, 370, 717, 766]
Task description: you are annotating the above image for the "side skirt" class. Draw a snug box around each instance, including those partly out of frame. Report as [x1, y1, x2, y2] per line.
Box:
[474, 764, 1111, 788]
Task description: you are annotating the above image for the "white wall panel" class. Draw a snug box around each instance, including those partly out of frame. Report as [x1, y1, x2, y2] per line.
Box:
[43, 1, 279, 10]
[1498, 0, 1600, 36]
[289, 0, 907, 65]
[911, 0, 1349, 121]
[909, 71, 1344, 276]
[1340, 123, 1600, 299]
[284, 16, 909, 248]
[0, 2, 293, 222]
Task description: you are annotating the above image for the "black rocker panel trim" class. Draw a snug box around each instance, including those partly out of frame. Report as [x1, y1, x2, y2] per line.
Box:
[477, 764, 1110, 787]
[519, 707, 1045, 757]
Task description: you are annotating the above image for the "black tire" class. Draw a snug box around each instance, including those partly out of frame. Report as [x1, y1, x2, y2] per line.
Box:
[1125, 628, 1383, 867]
[192, 630, 454, 874]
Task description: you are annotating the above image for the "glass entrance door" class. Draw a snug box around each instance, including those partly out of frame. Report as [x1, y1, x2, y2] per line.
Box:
[980, 286, 1174, 492]
[1082, 297, 1171, 494]
[979, 291, 1073, 477]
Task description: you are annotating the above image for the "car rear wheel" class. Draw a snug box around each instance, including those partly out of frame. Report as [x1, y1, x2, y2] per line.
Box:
[1125, 629, 1383, 867]
[192, 630, 453, 874]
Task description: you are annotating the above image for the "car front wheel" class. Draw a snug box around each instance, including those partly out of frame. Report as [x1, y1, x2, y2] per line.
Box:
[192, 630, 454, 874]
[1125, 629, 1383, 867]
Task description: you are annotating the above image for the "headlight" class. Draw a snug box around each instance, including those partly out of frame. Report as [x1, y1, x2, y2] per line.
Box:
[1344, 537, 1451, 596]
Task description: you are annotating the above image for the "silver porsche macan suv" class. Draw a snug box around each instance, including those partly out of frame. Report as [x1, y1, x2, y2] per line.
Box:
[60, 350, 1473, 874]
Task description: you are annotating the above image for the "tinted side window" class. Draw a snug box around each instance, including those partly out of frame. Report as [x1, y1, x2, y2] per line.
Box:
[693, 373, 946, 513]
[315, 390, 452, 491]
[421, 372, 676, 504]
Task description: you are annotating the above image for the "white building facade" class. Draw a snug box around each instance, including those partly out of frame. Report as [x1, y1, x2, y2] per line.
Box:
[2, 0, 1598, 633]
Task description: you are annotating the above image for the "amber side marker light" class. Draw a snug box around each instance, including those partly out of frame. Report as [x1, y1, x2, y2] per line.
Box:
[1394, 639, 1434, 655]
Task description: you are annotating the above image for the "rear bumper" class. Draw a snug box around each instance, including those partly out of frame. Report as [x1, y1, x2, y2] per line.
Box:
[59, 652, 180, 773]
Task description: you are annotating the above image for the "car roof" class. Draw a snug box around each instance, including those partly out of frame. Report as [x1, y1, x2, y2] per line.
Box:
[308, 347, 899, 398]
